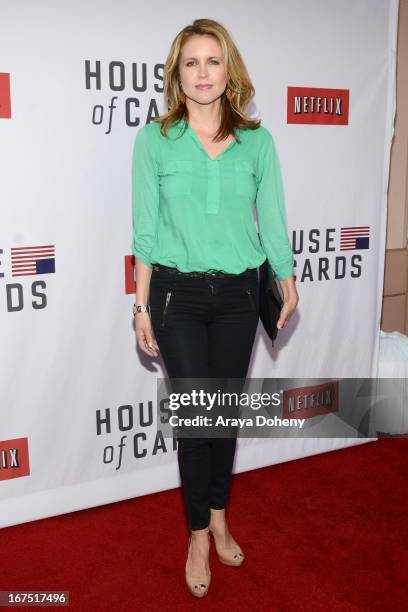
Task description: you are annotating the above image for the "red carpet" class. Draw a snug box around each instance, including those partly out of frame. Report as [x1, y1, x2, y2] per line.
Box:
[1, 438, 407, 611]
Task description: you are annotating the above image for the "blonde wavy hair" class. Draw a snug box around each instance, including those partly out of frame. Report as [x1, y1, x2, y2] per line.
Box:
[153, 18, 261, 143]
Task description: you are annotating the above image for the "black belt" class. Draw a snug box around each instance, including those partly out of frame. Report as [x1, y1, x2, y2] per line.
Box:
[152, 263, 253, 278]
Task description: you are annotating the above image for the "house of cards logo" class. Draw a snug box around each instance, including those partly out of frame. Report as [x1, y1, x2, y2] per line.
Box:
[0, 245, 56, 313]
[84, 60, 164, 133]
[292, 225, 371, 282]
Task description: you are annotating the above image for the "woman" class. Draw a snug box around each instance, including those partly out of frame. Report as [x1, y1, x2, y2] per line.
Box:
[131, 18, 299, 598]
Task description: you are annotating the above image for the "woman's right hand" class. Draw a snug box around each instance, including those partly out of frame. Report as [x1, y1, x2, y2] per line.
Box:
[135, 312, 159, 358]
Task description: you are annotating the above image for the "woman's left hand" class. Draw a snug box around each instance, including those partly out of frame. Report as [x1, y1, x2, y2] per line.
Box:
[276, 275, 299, 330]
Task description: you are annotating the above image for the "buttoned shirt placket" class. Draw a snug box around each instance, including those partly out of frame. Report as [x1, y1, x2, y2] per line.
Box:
[186, 123, 238, 215]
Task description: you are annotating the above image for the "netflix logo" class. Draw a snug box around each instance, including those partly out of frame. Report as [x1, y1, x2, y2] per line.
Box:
[0, 438, 30, 480]
[282, 381, 339, 419]
[287, 86, 349, 125]
[0, 73, 12, 119]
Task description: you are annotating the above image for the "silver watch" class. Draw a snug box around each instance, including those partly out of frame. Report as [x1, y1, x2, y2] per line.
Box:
[133, 304, 151, 315]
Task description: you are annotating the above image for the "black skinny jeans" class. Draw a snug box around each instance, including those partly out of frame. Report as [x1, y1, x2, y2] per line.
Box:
[149, 263, 259, 530]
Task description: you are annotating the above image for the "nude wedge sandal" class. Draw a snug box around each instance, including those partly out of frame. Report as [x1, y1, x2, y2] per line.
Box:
[209, 526, 245, 566]
[185, 527, 211, 598]
[208, 510, 245, 567]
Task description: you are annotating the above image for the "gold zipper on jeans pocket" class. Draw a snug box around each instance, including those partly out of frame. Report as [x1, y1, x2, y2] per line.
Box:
[161, 291, 172, 327]
[246, 288, 256, 310]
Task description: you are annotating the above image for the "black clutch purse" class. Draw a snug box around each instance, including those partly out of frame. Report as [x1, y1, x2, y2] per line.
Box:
[258, 257, 284, 346]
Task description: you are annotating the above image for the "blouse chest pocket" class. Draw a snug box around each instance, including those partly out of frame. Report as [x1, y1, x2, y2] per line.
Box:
[160, 160, 193, 197]
[234, 159, 257, 201]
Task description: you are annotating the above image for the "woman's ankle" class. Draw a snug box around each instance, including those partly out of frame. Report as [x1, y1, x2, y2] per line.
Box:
[210, 507, 225, 515]
[191, 526, 209, 536]
[210, 508, 226, 518]
[209, 508, 228, 530]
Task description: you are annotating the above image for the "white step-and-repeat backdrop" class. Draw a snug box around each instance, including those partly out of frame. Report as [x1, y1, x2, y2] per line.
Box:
[0, 0, 398, 528]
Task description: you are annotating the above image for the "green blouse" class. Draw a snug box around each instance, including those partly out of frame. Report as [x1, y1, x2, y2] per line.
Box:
[131, 117, 294, 280]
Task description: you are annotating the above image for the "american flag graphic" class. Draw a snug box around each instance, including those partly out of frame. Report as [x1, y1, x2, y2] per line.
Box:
[340, 226, 370, 251]
[10, 245, 56, 277]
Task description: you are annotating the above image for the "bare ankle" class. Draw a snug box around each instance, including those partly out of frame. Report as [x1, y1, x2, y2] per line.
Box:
[210, 508, 226, 522]
[191, 526, 209, 535]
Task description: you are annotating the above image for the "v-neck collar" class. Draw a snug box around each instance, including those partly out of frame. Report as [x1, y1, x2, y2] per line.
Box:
[176, 117, 239, 161]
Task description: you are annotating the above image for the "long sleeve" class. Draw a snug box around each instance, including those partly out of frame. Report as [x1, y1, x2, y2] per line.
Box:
[131, 125, 159, 266]
[255, 131, 294, 281]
